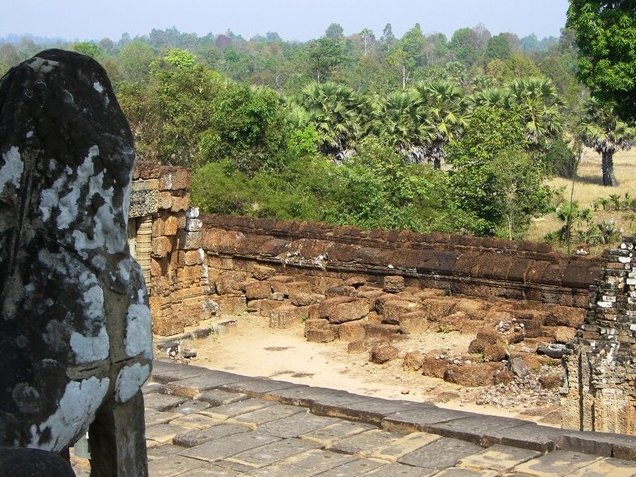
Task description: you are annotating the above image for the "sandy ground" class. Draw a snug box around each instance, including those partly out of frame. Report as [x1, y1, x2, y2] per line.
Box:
[167, 314, 561, 426]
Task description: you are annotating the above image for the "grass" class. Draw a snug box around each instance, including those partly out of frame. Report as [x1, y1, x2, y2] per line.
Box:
[526, 148, 636, 254]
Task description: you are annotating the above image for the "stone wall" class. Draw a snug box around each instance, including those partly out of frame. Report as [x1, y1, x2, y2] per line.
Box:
[131, 163, 215, 336]
[200, 214, 601, 308]
[562, 237, 636, 435]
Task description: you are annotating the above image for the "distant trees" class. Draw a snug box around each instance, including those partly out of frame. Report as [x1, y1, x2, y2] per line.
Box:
[567, 0, 636, 121]
[578, 98, 635, 186]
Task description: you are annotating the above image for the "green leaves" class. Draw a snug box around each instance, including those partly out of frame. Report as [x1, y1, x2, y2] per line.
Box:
[568, 0, 636, 121]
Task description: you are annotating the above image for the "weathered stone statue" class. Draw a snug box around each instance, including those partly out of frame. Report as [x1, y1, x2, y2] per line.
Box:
[0, 50, 152, 475]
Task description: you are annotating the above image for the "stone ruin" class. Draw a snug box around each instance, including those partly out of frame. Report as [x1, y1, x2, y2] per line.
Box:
[562, 237, 636, 435]
[0, 50, 151, 475]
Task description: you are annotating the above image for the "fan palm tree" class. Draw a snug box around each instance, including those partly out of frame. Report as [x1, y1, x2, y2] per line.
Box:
[505, 77, 564, 151]
[414, 79, 469, 168]
[297, 82, 377, 161]
[379, 90, 434, 161]
[579, 98, 636, 186]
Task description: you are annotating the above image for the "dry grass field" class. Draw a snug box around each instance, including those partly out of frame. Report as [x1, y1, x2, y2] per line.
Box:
[526, 148, 636, 254]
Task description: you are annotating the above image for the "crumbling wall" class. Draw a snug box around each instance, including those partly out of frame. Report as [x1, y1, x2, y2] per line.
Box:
[562, 237, 636, 435]
[131, 163, 215, 336]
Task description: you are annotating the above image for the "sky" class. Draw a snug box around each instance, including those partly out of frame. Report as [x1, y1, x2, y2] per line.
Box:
[0, 0, 570, 42]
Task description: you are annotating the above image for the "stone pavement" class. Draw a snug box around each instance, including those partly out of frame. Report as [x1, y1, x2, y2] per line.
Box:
[77, 360, 636, 476]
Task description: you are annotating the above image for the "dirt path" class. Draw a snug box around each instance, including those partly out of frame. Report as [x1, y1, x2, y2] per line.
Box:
[169, 315, 560, 426]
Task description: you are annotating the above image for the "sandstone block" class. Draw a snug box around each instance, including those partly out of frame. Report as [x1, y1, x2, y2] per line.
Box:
[214, 296, 247, 315]
[151, 217, 166, 238]
[344, 276, 367, 287]
[304, 318, 330, 334]
[305, 328, 337, 343]
[554, 326, 576, 344]
[364, 323, 402, 340]
[269, 306, 303, 329]
[421, 298, 456, 322]
[151, 236, 173, 258]
[164, 216, 179, 236]
[337, 321, 367, 342]
[179, 250, 203, 266]
[258, 299, 286, 318]
[171, 195, 189, 212]
[370, 344, 399, 364]
[251, 265, 277, 280]
[383, 275, 405, 293]
[215, 272, 249, 295]
[421, 355, 450, 379]
[325, 286, 356, 297]
[399, 312, 428, 334]
[178, 230, 201, 250]
[290, 292, 325, 307]
[319, 296, 358, 318]
[158, 191, 173, 209]
[444, 363, 498, 387]
[347, 340, 376, 354]
[544, 306, 585, 328]
[245, 281, 272, 300]
[382, 299, 422, 324]
[403, 351, 424, 371]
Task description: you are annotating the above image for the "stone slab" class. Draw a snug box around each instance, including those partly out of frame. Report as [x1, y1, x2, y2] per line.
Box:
[147, 454, 205, 477]
[381, 408, 479, 434]
[198, 389, 248, 406]
[164, 371, 246, 398]
[146, 444, 184, 460]
[397, 437, 483, 471]
[330, 429, 401, 455]
[486, 422, 564, 452]
[313, 458, 387, 476]
[227, 403, 306, 429]
[433, 468, 498, 477]
[144, 393, 188, 412]
[145, 409, 182, 427]
[311, 396, 426, 426]
[263, 385, 361, 408]
[168, 413, 220, 430]
[180, 465, 241, 477]
[300, 420, 376, 447]
[366, 462, 438, 477]
[510, 450, 601, 476]
[365, 432, 441, 462]
[429, 415, 531, 446]
[226, 437, 320, 468]
[172, 399, 211, 415]
[201, 398, 274, 421]
[152, 361, 208, 383]
[261, 411, 342, 439]
[145, 423, 190, 446]
[173, 423, 249, 448]
[248, 449, 356, 477]
[558, 430, 636, 460]
[220, 377, 315, 399]
[457, 444, 541, 472]
[568, 457, 636, 477]
[178, 430, 280, 462]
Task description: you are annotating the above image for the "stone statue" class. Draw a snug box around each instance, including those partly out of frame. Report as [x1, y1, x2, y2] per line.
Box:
[0, 50, 151, 475]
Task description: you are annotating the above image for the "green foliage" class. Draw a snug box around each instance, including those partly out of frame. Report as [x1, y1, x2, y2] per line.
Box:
[72, 41, 103, 59]
[546, 138, 579, 178]
[448, 106, 553, 238]
[324, 139, 434, 231]
[567, 0, 636, 121]
[199, 84, 291, 173]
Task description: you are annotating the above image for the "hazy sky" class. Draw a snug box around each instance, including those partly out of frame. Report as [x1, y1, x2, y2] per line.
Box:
[1, 0, 570, 42]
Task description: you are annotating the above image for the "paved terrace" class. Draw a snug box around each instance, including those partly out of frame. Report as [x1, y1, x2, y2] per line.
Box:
[82, 360, 636, 476]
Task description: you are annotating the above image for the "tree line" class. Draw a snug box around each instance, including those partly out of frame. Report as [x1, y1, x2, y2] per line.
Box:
[0, 17, 634, 242]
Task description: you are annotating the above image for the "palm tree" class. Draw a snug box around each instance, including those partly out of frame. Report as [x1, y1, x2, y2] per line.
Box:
[414, 79, 469, 168]
[579, 98, 636, 186]
[505, 77, 564, 151]
[379, 90, 434, 161]
[297, 82, 377, 161]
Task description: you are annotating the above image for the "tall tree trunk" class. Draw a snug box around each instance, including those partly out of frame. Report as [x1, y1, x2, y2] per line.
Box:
[601, 149, 618, 186]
